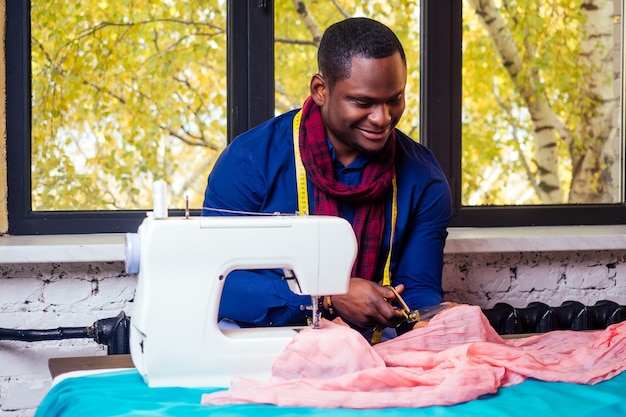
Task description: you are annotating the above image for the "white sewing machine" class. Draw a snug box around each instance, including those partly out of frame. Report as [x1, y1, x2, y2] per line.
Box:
[125, 213, 357, 388]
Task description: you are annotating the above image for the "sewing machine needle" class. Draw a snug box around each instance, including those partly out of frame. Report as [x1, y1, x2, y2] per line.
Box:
[311, 295, 322, 328]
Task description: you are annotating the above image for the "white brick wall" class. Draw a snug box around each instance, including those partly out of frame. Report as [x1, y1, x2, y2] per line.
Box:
[0, 262, 135, 416]
[443, 250, 626, 308]
[2, 252, 626, 415]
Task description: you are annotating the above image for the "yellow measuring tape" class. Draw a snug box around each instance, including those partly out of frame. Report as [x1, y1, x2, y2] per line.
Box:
[292, 110, 309, 216]
[371, 175, 397, 344]
[292, 110, 397, 343]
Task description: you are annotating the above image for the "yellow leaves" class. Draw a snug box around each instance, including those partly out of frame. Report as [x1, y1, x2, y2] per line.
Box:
[30, 0, 229, 210]
[29, 0, 618, 210]
[461, 0, 618, 205]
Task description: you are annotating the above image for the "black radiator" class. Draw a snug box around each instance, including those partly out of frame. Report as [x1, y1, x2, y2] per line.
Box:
[482, 300, 626, 335]
[2, 302, 625, 352]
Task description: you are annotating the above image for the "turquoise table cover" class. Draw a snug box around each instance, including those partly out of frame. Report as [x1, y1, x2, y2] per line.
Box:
[36, 369, 626, 417]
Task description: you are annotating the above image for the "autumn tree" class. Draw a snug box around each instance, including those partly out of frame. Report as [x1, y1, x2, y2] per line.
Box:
[32, 1, 228, 210]
[31, 0, 420, 211]
[30, 0, 620, 211]
[463, 0, 621, 205]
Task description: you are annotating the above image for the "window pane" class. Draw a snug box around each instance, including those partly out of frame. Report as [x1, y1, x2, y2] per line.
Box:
[274, 1, 420, 139]
[30, 1, 227, 211]
[462, 1, 623, 206]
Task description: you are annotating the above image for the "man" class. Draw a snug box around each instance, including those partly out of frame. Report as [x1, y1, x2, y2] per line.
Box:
[202, 17, 452, 335]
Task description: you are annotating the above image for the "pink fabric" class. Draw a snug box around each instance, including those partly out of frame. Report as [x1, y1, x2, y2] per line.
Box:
[201, 305, 626, 409]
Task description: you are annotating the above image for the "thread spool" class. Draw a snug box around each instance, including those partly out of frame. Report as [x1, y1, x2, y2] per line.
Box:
[152, 180, 168, 219]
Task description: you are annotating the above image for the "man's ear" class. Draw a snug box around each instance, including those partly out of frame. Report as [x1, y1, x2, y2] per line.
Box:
[310, 73, 326, 106]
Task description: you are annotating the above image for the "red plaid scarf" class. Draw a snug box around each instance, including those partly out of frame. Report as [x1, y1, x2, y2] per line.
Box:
[298, 96, 396, 281]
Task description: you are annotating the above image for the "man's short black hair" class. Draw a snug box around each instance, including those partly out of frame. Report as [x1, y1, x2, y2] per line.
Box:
[317, 17, 407, 89]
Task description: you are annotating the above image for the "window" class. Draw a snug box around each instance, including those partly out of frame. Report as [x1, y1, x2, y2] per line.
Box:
[29, 1, 228, 213]
[6, 1, 626, 235]
[7, 0, 273, 234]
[452, 1, 626, 226]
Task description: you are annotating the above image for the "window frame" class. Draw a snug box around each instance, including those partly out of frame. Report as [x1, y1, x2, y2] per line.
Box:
[6, 0, 626, 235]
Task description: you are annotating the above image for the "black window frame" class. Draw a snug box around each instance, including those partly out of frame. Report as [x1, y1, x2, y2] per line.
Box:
[6, 0, 626, 235]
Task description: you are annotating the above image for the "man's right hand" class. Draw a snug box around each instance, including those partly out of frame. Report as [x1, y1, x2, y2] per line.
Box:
[329, 278, 406, 329]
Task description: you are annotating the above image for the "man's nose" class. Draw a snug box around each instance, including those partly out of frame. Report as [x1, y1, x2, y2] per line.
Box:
[369, 104, 392, 126]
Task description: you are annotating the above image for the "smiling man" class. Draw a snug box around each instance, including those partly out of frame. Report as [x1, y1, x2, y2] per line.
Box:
[202, 17, 452, 337]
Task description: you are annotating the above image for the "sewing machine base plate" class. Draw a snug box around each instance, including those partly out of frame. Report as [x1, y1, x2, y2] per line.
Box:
[48, 355, 134, 379]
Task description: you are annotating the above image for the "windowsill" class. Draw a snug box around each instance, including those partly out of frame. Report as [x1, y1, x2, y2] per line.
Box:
[0, 234, 126, 264]
[1, 225, 626, 264]
[445, 225, 626, 253]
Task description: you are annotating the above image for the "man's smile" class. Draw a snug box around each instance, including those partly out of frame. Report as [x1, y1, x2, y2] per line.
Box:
[358, 127, 391, 141]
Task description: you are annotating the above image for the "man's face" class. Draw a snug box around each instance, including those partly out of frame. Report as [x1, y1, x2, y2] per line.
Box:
[312, 52, 407, 166]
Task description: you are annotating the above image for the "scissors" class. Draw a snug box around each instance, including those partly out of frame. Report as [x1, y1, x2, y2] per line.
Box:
[370, 286, 449, 344]
[385, 285, 449, 324]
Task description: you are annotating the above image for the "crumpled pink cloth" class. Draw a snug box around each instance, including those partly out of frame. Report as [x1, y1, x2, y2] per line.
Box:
[201, 305, 626, 409]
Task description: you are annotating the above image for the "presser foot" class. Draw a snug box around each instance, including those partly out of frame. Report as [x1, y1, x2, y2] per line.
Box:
[309, 295, 323, 328]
